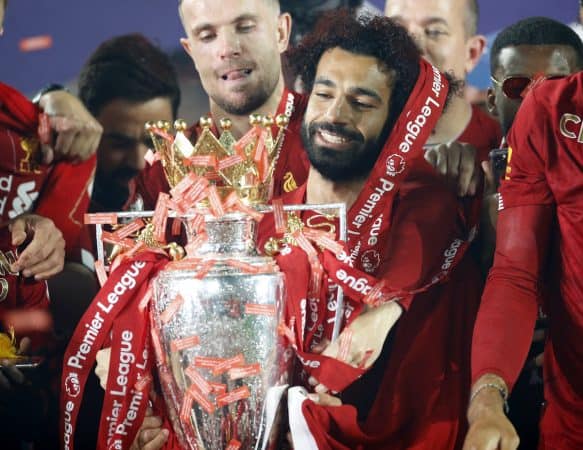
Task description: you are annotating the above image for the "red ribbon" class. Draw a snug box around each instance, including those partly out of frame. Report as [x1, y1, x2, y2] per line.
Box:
[60, 252, 168, 450]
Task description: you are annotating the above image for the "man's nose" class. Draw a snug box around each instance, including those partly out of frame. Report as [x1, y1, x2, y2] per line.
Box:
[217, 29, 242, 59]
[126, 143, 147, 172]
[323, 96, 352, 124]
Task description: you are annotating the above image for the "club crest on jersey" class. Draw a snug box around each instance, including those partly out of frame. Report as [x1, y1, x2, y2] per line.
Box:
[20, 137, 42, 174]
[283, 172, 297, 193]
[386, 154, 406, 177]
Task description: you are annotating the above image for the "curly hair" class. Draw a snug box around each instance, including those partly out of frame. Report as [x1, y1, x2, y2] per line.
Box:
[78, 33, 181, 118]
[290, 10, 460, 139]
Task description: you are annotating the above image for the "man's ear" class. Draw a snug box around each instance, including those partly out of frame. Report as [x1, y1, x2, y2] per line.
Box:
[180, 37, 198, 71]
[486, 86, 498, 116]
[277, 12, 292, 53]
[465, 34, 486, 75]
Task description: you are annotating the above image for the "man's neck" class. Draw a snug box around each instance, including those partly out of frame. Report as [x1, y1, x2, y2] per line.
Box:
[427, 94, 473, 145]
[306, 168, 365, 211]
[209, 78, 285, 139]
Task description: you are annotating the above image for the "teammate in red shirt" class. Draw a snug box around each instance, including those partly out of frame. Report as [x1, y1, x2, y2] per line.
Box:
[464, 71, 583, 450]
[134, 0, 309, 210]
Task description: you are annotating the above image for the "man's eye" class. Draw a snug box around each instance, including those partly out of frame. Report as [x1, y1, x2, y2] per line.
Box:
[237, 23, 256, 33]
[425, 28, 449, 39]
[353, 100, 374, 109]
[198, 31, 216, 42]
[314, 92, 332, 99]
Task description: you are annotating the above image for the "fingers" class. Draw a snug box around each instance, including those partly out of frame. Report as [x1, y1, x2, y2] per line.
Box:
[12, 215, 65, 279]
[424, 146, 438, 167]
[141, 414, 163, 430]
[50, 116, 78, 162]
[18, 337, 32, 355]
[40, 145, 55, 165]
[39, 91, 103, 162]
[425, 143, 481, 197]
[138, 426, 169, 450]
[458, 144, 478, 196]
[310, 338, 330, 354]
[0, 364, 25, 390]
[307, 392, 342, 407]
[9, 218, 27, 247]
[446, 144, 461, 188]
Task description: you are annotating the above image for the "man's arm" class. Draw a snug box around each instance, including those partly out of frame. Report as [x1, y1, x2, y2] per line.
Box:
[36, 90, 102, 163]
[464, 203, 553, 450]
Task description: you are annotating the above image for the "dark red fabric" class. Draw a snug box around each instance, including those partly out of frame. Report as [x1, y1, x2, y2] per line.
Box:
[0, 83, 49, 313]
[133, 89, 310, 210]
[473, 72, 583, 449]
[458, 104, 503, 162]
[0, 82, 96, 258]
[270, 159, 481, 449]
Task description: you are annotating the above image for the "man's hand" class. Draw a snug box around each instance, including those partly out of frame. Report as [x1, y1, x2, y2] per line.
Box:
[463, 375, 519, 450]
[0, 337, 31, 392]
[425, 142, 480, 196]
[9, 214, 65, 280]
[130, 407, 169, 450]
[95, 347, 111, 390]
[310, 301, 403, 393]
[38, 90, 102, 164]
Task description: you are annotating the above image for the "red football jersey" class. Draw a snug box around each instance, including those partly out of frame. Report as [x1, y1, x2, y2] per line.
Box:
[255, 159, 482, 450]
[0, 82, 96, 259]
[458, 104, 503, 162]
[474, 72, 583, 448]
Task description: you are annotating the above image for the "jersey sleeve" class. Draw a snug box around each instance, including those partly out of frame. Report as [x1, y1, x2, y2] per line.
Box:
[500, 92, 553, 210]
[34, 155, 96, 259]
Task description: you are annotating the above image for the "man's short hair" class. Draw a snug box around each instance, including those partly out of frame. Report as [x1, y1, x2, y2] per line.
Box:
[78, 33, 181, 118]
[290, 10, 459, 137]
[490, 16, 583, 74]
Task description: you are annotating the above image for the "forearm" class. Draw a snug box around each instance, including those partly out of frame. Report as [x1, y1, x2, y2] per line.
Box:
[472, 204, 552, 390]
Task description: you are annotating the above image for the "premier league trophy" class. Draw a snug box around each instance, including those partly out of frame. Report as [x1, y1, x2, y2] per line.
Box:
[90, 115, 346, 449]
[146, 116, 292, 450]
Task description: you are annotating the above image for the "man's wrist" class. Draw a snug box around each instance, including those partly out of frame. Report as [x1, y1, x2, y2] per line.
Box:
[468, 374, 510, 421]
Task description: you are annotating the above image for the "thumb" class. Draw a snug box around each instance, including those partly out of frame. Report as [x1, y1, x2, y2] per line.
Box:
[41, 144, 55, 165]
[9, 218, 28, 246]
[311, 338, 330, 354]
[18, 337, 32, 355]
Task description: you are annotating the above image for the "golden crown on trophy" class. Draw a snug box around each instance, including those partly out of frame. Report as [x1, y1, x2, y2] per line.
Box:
[145, 114, 289, 205]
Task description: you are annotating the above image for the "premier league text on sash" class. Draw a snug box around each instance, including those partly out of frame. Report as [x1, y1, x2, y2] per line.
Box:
[62, 260, 147, 450]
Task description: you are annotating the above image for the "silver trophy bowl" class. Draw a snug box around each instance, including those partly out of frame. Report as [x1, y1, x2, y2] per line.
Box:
[151, 213, 290, 450]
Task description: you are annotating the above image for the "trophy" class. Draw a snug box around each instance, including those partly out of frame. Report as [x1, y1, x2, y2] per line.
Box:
[91, 116, 346, 449]
[144, 116, 298, 450]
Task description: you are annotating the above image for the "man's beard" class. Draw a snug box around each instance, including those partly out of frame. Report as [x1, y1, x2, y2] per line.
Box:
[301, 121, 384, 182]
[213, 75, 279, 116]
[93, 167, 138, 211]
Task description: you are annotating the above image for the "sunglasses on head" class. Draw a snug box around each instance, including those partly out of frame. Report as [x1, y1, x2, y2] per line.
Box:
[490, 75, 566, 100]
